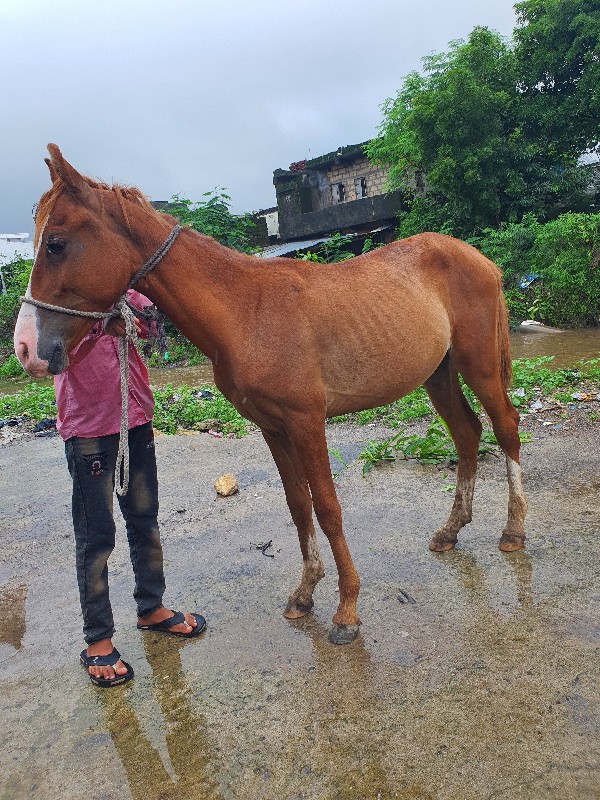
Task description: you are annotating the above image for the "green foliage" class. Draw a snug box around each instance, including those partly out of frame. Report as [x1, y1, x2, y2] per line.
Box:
[161, 192, 256, 254]
[0, 384, 56, 419]
[358, 418, 503, 475]
[152, 385, 248, 436]
[297, 232, 384, 264]
[476, 212, 600, 325]
[367, 7, 598, 239]
[0, 258, 33, 343]
[145, 338, 208, 368]
[0, 354, 26, 378]
[513, 0, 600, 159]
[299, 233, 355, 263]
[510, 357, 600, 404]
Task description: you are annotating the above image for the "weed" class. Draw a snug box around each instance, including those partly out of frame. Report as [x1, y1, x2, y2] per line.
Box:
[0, 384, 56, 420]
[152, 385, 249, 436]
[328, 447, 351, 478]
[0, 354, 26, 378]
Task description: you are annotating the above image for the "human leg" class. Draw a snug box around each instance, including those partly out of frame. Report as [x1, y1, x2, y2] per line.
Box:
[66, 433, 129, 682]
[119, 423, 204, 636]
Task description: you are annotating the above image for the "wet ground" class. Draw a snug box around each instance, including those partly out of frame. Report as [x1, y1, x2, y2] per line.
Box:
[1, 410, 599, 800]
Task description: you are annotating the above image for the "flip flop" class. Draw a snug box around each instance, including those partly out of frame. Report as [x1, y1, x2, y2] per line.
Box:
[137, 611, 206, 638]
[80, 647, 134, 688]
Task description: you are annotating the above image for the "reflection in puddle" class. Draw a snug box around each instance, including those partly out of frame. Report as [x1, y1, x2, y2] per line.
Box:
[100, 635, 221, 800]
[0, 584, 27, 650]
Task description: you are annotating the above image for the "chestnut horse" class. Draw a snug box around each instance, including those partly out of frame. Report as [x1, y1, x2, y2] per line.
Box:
[14, 145, 527, 644]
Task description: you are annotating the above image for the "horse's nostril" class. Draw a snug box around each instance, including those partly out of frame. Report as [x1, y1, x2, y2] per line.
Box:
[16, 342, 29, 365]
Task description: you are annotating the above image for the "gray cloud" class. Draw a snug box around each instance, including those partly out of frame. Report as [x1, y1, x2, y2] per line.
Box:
[1, 0, 516, 233]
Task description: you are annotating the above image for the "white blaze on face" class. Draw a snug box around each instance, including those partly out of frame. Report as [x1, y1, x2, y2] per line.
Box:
[13, 274, 49, 377]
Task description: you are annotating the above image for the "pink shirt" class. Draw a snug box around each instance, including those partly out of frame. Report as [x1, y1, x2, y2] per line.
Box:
[54, 290, 155, 440]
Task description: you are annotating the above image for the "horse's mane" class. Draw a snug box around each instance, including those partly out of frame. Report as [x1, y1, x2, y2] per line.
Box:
[34, 175, 161, 250]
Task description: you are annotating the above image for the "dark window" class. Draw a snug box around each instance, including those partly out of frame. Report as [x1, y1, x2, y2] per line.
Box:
[354, 177, 367, 198]
[331, 182, 346, 204]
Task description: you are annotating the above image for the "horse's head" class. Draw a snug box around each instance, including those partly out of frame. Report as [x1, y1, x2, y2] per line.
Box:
[14, 144, 159, 377]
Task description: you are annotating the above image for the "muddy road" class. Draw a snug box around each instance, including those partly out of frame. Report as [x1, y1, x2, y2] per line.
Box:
[1, 414, 599, 800]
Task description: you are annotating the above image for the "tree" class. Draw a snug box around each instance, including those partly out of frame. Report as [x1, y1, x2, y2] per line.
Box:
[514, 0, 600, 160]
[161, 191, 256, 254]
[367, 13, 597, 238]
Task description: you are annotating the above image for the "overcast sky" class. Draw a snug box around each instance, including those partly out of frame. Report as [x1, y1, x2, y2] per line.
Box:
[1, 0, 517, 235]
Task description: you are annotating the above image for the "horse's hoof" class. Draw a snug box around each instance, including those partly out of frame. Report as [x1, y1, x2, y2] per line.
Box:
[429, 536, 456, 552]
[284, 599, 314, 619]
[328, 623, 360, 645]
[499, 532, 525, 552]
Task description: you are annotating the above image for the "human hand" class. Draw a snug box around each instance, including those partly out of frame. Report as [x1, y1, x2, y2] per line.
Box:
[104, 316, 142, 338]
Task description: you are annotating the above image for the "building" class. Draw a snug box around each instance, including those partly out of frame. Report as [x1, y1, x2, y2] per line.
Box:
[270, 142, 404, 252]
[0, 234, 34, 294]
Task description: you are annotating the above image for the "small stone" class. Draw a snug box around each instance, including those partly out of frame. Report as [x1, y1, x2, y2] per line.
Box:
[214, 473, 239, 497]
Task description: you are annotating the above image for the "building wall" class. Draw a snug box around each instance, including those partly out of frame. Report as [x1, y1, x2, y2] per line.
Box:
[273, 143, 405, 242]
[325, 156, 389, 205]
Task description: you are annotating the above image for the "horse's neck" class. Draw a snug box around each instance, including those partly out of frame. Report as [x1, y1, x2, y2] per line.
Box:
[138, 228, 253, 363]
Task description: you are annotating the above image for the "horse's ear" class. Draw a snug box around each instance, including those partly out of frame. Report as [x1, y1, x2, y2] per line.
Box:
[44, 158, 58, 183]
[47, 144, 89, 198]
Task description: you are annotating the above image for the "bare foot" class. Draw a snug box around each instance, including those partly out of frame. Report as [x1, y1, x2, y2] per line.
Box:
[137, 606, 198, 635]
[85, 638, 129, 682]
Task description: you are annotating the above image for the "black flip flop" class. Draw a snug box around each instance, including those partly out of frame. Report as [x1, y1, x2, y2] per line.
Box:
[137, 611, 206, 638]
[80, 647, 134, 688]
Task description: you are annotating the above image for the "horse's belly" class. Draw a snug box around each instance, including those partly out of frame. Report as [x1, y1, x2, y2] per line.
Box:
[321, 317, 450, 417]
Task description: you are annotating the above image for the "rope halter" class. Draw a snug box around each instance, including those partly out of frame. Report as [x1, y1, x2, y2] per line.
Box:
[20, 224, 182, 495]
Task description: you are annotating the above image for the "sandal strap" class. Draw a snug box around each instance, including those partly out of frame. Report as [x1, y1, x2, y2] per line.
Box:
[81, 647, 121, 668]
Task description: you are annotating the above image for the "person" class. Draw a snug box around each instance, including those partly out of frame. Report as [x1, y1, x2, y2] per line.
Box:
[54, 289, 206, 687]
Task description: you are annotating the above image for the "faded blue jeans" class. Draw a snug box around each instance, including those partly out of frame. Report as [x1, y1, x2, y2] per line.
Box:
[65, 422, 166, 644]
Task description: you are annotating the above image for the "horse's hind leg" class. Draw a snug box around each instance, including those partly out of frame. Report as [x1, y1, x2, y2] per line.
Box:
[457, 364, 527, 552]
[424, 354, 483, 551]
[262, 430, 325, 618]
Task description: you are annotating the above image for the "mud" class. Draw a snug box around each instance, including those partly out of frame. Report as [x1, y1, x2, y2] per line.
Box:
[1, 414, 599, 800]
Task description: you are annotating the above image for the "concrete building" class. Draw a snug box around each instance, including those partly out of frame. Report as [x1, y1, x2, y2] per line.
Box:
[0, 234, 34, 293]
[271, 142, 404, 248]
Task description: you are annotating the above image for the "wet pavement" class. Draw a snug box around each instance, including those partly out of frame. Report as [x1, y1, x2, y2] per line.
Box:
[1, 419, 599, 799]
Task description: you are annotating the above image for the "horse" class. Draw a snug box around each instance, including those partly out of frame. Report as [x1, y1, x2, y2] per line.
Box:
[14, 145, 527, 644]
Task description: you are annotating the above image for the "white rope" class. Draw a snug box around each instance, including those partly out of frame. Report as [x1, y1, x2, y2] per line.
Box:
[113, 297, 138, 496]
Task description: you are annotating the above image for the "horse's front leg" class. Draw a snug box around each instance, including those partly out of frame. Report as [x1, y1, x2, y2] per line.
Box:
[262, 430, 325, 618]
[286, 416, 361, 644]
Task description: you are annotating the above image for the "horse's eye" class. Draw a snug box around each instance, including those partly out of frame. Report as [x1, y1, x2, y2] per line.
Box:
[46, 236, 66, 256]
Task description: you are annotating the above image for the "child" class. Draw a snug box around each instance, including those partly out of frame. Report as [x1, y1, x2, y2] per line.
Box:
[55, 290, 206, 687]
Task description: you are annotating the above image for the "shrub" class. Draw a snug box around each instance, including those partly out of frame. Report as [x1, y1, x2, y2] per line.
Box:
[476, 213, 600, 326]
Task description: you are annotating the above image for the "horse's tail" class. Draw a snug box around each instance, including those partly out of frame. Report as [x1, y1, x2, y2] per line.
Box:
[497, 287, 512, 389]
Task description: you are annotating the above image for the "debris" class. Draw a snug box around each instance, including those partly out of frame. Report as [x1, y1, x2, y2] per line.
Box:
[32, 418, 56, 433]
[572, 392, 598, 402]
[255, 540, 275, 558]
[398, 589, 416, 604]
[214, 473, 238, 497]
